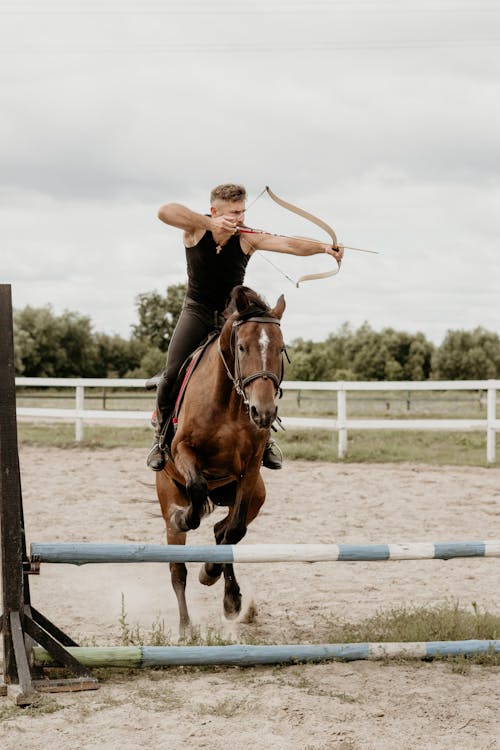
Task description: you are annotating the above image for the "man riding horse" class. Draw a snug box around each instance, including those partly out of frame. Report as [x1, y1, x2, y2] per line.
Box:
[147, 183, 344, 472]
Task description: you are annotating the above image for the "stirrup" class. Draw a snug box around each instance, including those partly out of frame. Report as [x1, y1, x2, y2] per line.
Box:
[147, 441, 166, 471]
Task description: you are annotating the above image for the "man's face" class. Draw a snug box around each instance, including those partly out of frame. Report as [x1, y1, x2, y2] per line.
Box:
[211, 199, 246, 223]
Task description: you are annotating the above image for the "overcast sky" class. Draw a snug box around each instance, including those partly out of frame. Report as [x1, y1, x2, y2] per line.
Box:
[2, 0, 499, 346]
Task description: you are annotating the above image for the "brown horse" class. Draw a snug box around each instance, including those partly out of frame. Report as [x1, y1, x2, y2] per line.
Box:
[156, 285, 286, 633]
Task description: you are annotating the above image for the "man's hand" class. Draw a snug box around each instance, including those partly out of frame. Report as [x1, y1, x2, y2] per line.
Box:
[210, 214, 239, 234]
[324, 243, 344, 265]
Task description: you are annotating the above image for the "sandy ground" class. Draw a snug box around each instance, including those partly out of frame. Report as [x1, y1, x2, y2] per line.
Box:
[2, 446, 500, 749]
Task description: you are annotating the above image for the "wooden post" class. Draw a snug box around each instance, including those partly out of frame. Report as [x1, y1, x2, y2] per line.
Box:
[0, 284, 37, 703]
[0, 285, 97, 704]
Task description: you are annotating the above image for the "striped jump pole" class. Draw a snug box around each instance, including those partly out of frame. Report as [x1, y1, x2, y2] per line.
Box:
[32, 640, 500, 668]
[30, 540, 500, 566]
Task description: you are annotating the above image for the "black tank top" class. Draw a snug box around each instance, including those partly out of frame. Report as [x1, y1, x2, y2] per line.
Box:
[185, 230, 250, 311]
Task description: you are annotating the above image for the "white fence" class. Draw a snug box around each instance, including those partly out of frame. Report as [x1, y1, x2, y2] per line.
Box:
[15, 377, 500, 463]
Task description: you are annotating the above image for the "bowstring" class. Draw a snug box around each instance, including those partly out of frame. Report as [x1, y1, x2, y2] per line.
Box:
[243, 186, 299, 287]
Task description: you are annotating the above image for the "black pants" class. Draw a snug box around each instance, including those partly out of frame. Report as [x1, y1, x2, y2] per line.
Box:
[156, 297, 224, 429]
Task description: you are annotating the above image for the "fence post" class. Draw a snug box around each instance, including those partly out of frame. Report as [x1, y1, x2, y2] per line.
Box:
[487, 382, 496, 464]
[337, 384, 347, 459]
[75, 385, 84, 443]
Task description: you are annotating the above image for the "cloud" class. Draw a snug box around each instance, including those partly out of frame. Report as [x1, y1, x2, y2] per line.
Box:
[1, 1, 499, 345]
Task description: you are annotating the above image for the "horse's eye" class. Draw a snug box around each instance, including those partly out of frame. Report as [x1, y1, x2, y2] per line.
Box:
[238, 344, 245, 353]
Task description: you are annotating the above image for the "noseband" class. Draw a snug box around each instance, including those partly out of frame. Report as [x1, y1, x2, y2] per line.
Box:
[217, 316, 285, 406]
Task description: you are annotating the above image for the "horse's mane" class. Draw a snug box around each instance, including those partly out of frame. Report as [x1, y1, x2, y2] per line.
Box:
[224, 285, 271, 322]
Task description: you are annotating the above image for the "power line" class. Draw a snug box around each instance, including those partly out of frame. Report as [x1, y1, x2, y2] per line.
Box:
[1, 1, 500, 13]
[1, 39, 499, 54]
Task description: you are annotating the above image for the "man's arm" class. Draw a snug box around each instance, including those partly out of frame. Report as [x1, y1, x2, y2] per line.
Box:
[158, 203, 239, 247]
[240, 231, 344, 264]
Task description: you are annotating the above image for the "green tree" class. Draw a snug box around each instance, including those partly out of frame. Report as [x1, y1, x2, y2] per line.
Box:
[13, 315, 29, 374]
[432, 328, 500, 379]
[284, 343, 319, 380]
[14, 306, 99, 377]
[94, 334, 147, 378]
[127, 347, 166, 378]
[285, 322, 434, 381]
[131, 283, 186, 352]
[343, 325, 434, 381]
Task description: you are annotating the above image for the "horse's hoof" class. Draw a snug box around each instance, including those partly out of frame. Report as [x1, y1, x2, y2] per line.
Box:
[199, 564, 221, 586]
[224, 593, 242, 620]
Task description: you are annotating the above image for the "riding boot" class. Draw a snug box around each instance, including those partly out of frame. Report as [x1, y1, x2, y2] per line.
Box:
[147, 377, 175, 472]
[262, 438, 282, 470]
[147, 433, 166, 471]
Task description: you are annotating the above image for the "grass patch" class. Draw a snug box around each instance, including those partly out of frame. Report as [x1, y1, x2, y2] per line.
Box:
[18, 422, 151, 449]
[324, 600, 500, 643]
[343, 429, 495, 466]
[18, 423, 498, 466]
[118, 594, 174, 646]
[279, 428, 497, 466]
[118, 595, 235, 648]
[321, 601, 500, 665]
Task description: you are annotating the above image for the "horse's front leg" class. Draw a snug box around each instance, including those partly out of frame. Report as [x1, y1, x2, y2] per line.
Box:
[171, 440, 209, 532]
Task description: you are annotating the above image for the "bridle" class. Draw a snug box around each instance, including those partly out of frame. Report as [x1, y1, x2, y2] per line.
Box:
[217, 315, 286, 407]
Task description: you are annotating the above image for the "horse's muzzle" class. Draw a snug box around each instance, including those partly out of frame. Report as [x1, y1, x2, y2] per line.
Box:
[249, 403, 277, 429]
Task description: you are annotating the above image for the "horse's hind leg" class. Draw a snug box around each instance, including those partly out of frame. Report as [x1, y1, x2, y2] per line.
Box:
[199, 515, 243, 618]
[222, 476, 266, 619]
[200, 476, 266, 620]
[156, 473, 191, 635]
[199, 483, 238, 586]
[199, 515, 230, 586]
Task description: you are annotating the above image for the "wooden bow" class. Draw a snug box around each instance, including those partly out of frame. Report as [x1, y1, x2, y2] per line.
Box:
[251, 186, 341, 287]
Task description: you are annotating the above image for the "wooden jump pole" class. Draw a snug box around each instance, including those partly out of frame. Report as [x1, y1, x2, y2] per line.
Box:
[32, 640, 500, 668]
[29, 540, 500, 566]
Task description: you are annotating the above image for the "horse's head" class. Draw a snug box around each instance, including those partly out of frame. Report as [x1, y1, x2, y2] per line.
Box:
[221, 286, 286, 429]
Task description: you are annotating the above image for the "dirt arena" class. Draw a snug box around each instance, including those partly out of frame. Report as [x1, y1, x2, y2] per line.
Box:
[2, 446, 500, 749]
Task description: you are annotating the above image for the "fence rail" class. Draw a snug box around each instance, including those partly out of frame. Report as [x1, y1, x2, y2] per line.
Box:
[15, 377, 499, 463]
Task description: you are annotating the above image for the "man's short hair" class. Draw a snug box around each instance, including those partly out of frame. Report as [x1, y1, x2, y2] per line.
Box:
[210, 184, 247, 204]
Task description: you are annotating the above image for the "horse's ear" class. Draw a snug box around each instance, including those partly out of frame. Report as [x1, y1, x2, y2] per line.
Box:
[271, 294, 286, 320]
[233, 286, 250, 313]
